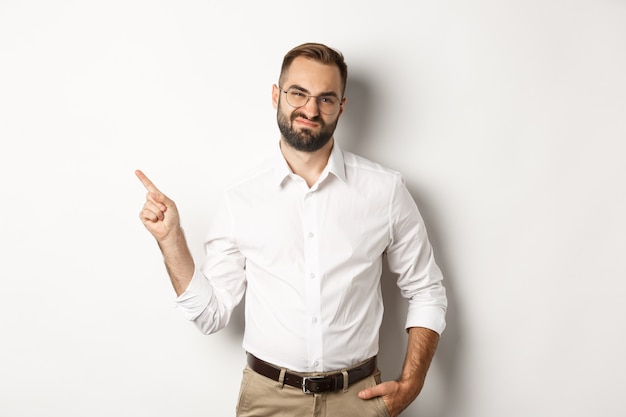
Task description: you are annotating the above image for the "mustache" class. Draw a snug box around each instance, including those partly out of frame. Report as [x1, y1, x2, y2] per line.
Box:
[291, 112, 323, 124]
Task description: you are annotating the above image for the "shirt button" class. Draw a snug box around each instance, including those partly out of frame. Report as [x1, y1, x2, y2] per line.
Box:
[309, 273, 316, 279]
[313, 361, 319, 367]
[312, 317, 318, 323]
[308, 232, 314, 238]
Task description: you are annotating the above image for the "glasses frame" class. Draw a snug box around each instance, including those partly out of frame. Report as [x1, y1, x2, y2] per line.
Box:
[279, 87, 344, 115]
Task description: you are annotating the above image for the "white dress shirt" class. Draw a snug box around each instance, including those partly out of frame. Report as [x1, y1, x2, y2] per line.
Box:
[176, 143, 447, 372]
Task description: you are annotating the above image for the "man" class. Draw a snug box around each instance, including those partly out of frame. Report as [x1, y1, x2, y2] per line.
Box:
[137, 42, 446, 417]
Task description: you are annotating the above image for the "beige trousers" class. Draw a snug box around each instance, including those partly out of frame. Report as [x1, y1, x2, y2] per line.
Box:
[236, 365, 391, 417]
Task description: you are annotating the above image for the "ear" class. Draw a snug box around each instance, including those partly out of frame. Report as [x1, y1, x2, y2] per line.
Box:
[337, 97, 347, 118]
[272, 84, 280, 110]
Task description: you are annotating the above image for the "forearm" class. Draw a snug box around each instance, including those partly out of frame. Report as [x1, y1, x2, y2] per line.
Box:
[157, 226, 195, 296]
[358, 326, 440, 416]
[399, 327, 440, 398]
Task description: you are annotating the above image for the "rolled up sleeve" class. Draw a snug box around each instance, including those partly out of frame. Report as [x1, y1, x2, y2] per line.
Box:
[386, 176, 447, 334]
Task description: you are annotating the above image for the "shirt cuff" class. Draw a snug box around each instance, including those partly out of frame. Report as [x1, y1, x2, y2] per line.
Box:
[174, 268, 213, 321]
[405, 305, 447, 335]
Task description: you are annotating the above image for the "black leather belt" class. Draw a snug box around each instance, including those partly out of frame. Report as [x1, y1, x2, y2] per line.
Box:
[246, 353, 377, 394]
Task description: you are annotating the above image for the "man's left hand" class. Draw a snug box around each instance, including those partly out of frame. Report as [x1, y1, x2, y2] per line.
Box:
[358, 379, 419, 417]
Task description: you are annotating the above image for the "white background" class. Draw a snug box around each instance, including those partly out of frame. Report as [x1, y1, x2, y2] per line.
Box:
[1, 1, 625, 416]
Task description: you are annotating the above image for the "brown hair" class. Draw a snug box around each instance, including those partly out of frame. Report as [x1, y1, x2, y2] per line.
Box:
[279, 43, 348, 96]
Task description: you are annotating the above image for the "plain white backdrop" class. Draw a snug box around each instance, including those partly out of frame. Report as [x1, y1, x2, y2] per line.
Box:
[1, 1, 625, 416]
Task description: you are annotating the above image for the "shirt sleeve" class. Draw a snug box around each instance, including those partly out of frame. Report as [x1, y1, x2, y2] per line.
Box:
[174, 191, 247, 335]
[386, 174, 447, 334]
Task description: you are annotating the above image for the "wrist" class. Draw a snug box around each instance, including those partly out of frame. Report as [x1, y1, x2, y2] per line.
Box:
[396, 377, 421, 401]
[156, 224, 185, 246]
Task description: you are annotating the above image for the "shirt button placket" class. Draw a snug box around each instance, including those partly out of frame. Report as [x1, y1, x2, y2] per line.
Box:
[303, 191, 323, 371]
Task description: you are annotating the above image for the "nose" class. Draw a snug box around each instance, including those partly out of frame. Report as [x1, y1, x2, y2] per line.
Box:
[301, 96, 320, 118]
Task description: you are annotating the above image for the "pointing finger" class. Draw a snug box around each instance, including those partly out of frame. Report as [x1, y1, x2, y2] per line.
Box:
[135, 169, 159, 193]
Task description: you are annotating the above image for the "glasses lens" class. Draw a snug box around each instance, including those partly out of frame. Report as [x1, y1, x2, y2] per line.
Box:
[318, 96, 339, 114]
[285, 89, 308, 108]
[284, 88, 341, 115]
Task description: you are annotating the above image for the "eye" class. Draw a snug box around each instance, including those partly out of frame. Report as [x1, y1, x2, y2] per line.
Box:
[319, 96, 337, 105]
[288, 90, 306, 98]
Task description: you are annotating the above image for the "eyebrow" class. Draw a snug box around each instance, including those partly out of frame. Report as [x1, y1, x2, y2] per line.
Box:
[288, 84, 341, 98]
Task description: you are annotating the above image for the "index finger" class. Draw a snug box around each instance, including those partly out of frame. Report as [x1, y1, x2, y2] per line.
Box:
[135, 169, 159, 193]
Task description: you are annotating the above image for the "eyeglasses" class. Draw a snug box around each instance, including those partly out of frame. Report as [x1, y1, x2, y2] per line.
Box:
[279, 87, 343, 115]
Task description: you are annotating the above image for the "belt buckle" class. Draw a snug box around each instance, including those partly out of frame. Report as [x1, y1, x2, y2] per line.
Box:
[302, 376, 326, 394]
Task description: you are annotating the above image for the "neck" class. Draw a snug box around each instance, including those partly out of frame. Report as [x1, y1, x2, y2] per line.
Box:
[280, 137, 334, 187]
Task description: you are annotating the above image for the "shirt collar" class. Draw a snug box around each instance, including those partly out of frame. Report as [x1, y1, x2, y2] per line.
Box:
[325, 142, 347, 183]
[272, 140, 347, 187]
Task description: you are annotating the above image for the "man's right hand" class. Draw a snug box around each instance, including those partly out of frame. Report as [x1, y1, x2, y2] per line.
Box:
[135, 169, 181, 242]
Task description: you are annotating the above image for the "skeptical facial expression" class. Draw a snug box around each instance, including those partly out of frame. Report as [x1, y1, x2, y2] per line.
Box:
[273, 57, 345, 152]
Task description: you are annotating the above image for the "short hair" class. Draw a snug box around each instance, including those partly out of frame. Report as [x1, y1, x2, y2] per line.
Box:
[279, 43, 348, 96]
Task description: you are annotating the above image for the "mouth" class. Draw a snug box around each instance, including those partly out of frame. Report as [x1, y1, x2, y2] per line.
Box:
[293, 117, 320, 129]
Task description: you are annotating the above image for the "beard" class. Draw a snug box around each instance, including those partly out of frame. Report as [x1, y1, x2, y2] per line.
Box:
[277, 105, 338, 153]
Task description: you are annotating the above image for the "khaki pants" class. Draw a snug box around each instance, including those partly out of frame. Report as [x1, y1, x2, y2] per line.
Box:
[236, 365, 391, 417]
